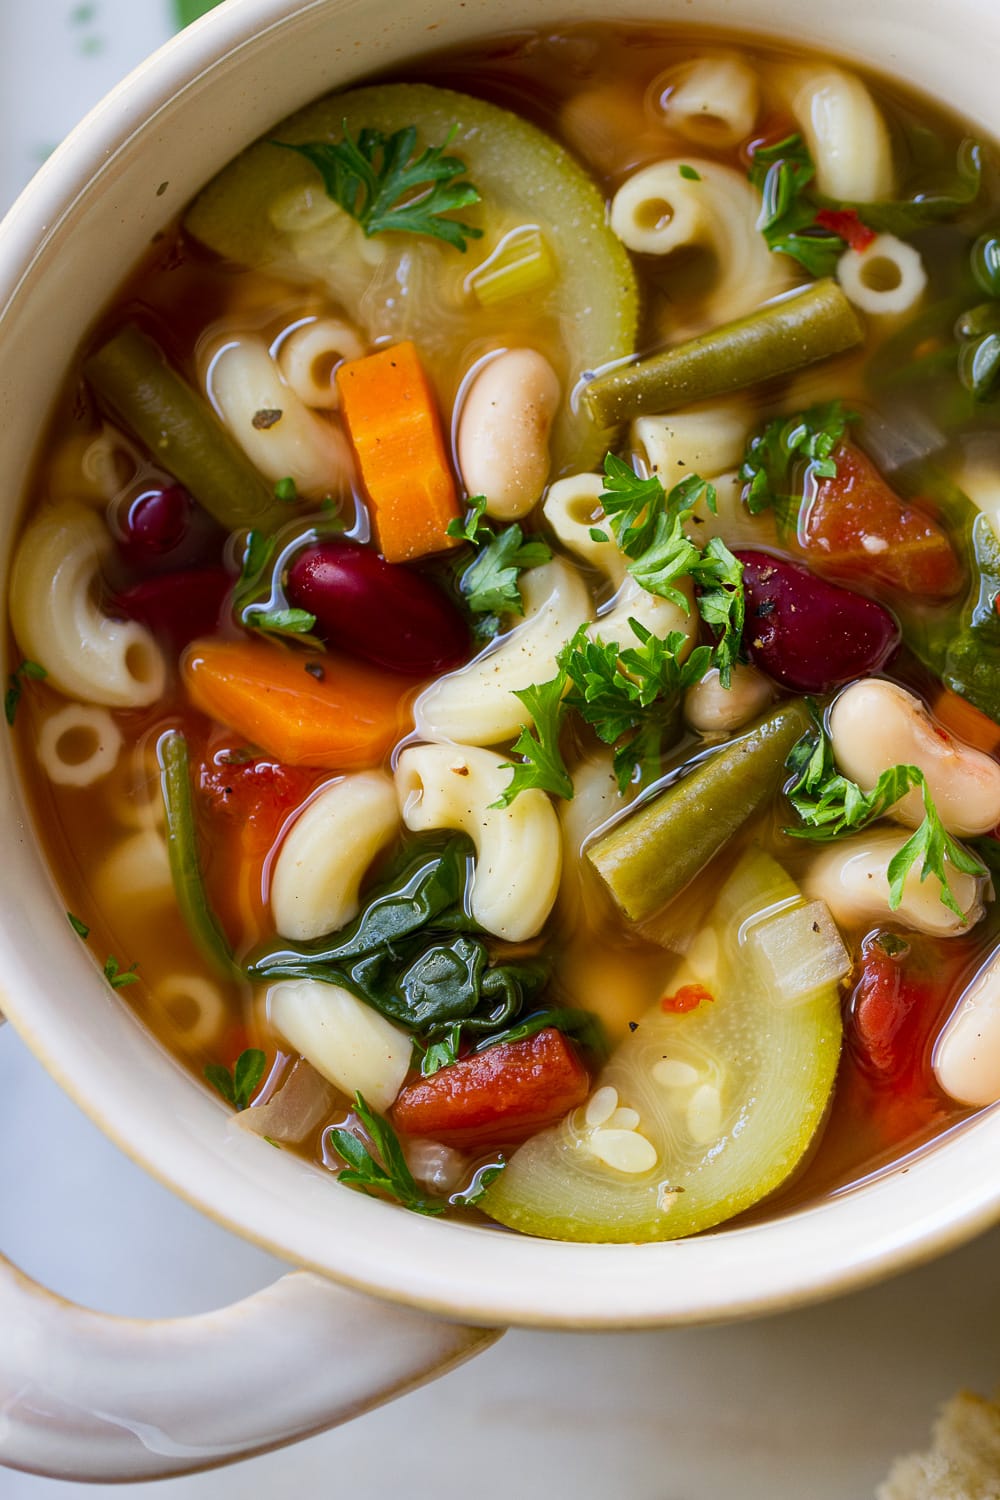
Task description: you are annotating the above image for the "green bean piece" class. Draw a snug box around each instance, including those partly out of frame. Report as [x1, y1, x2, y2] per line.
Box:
[582, 280, 864, 426]
[587, 698, 812, 922]
[159, 730, 243, 982]
[84, 325, 284, 531]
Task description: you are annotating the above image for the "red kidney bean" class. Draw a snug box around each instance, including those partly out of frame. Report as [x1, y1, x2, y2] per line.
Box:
[111, 567, 231, 653]
[121, 485, 191, 555]
[115, 482, 227, 574]
[285, 541, 469, 676]
[734, 549, 900, 692]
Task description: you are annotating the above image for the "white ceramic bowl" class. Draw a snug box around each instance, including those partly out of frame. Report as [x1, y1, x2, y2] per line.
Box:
[2, 0, 1000, 1480]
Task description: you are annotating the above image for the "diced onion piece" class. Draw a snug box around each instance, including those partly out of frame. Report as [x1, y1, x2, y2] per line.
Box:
[744, 899, 852, 1006]
[267, 978, 411, 1111]
[467, 226, 556, 307]
[236, 1058, 337, 1143]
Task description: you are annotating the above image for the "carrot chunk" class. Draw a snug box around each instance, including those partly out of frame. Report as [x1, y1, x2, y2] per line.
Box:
[392, 1028, 590, 1150]
[336, 340, 462, 564]
[182, 637, 414, 769]
[931, 685, 1000, 757]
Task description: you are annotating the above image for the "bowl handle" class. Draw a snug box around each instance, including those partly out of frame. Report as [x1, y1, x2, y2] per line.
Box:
[0, 1251, 501, 1482]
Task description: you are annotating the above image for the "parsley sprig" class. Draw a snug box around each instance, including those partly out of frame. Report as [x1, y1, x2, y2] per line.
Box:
[233, 530, 320, 644]
[103, 955, 139, 990]
[491, 672, 573, 808]
[784, 716, 987, 919]
[448, 495, 552, 635]
[748, 135, 845, 277]
[275, 124, 482, 251]
[563, 621, 712, 792]
[5, 659, 47, 726]
[329, 1092, 445, 1216]
[741, 402, 853, 532]
[205, 1048, 267, 1111]
[595, 456, 745, 689]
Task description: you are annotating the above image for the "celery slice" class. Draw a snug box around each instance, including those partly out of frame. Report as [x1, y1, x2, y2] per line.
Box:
[468, 227, 556, 307]
[479, 847, 842, 1242]
[185, 83, 638, 472]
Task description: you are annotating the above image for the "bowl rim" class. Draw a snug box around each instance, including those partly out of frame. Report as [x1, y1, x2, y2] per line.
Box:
[3, 0, 1000, 1331]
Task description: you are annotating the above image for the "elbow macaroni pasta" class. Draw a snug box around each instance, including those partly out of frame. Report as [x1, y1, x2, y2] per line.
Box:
[589, 575, 697, 656]
[270, 771, 400, 941]
[610, 158, 793, 325]
[414, 558, 593, 746]
[395, 743, 562, 941]
[784, 65, 895, 202]
[632, 405, 751, 484]
[268, 977, 411, 1111]
[202, 333, 353, 498]
[543, 473, 627, 586]
[659, 55, 760, 148]
[275, 316, 366, 409]
[94, 827, 173, 913]
[10, 502, 165, 708]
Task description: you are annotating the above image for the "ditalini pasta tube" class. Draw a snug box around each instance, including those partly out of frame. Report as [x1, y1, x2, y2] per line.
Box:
[414, 558, 592, 746]
[395, 743, 562, 940]
[10, 502, 165, 708]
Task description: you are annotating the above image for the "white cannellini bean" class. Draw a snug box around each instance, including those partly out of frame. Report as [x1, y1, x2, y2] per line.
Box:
[457, 349, 561, 520]
[683, 663, 773, 736]
[829, 679, 1000, 837]
[934, 948, 1000, 1105]
[801, 828, 986, 937]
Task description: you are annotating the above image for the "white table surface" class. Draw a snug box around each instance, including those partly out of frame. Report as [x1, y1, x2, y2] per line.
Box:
[2, 5, 999, 1495]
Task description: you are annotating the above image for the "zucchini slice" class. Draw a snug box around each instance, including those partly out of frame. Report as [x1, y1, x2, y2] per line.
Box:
[184, 83, 638, 473]
[479, 847, 843, 1242]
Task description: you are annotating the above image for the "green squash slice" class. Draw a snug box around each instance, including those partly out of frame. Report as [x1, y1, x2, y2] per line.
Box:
[184, 83, 638, 474]
[479, 847, 843, 1242]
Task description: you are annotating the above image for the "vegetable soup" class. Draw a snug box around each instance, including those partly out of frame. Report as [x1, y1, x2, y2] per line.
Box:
[12, 24, 1000, 1241]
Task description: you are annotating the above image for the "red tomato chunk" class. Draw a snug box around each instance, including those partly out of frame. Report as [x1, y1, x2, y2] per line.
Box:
[799, 441, 964, 599]
[392, 1028, 590, 1150]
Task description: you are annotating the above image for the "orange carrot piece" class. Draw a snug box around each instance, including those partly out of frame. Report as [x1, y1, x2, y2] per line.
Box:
[182, 638, 414, 769]
[931, 685, 1000, 757]
[391, 1028, 590, 1150]
[336, 340, 462, 564]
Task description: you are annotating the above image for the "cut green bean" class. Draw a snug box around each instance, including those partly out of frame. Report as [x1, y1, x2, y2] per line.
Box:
[582, 279, 864, 426]
[85, 324, 284, 531]
[587, 698, 812, 922]
[159, 729, 243, 982]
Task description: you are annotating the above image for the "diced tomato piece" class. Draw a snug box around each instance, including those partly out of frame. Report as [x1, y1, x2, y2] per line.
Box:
[198, 753, 320, 856]
[847, 931, 969, 1085]
[661, 983, 713, 1015]
[814, 208, 876, 252]
[195, 751, 322, 943]
[843, 930, 973, 1148]
[391, 1027, 590, 1150]
[798, 441, 964, 600]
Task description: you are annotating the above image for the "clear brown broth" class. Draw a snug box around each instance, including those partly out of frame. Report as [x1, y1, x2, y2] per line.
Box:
[13, 22, 1000, 1226]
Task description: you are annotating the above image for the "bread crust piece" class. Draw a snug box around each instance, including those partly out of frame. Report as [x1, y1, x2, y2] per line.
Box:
[878, 1391, 1000, 1499]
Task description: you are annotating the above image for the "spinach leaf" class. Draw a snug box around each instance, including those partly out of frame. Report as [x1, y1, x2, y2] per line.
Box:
[249, 837, 550, 1047]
